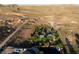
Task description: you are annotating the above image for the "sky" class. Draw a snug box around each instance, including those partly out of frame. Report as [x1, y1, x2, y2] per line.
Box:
[0, 0, 79, 4]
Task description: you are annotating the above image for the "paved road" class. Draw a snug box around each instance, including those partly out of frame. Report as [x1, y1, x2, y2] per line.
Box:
[0, 20, 28, 49]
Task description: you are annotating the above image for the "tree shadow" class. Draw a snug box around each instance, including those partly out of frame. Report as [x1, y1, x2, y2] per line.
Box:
[75, 33, 79, 39]
[39, 47, 60, 54]
[65, 38, 76, 54]
[75, 33, 79, 48]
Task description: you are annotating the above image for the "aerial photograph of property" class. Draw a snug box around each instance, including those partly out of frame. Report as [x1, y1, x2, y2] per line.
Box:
[0, 4, 79, 54]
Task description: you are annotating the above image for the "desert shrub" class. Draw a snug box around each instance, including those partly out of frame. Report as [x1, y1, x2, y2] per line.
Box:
[28, 24, 63, 48]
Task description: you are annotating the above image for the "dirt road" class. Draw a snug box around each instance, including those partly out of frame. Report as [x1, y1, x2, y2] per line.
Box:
[0, 20, 28, 49]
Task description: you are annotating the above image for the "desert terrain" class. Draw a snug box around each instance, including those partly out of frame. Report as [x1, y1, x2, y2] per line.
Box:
[0, 4, 79, 54]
